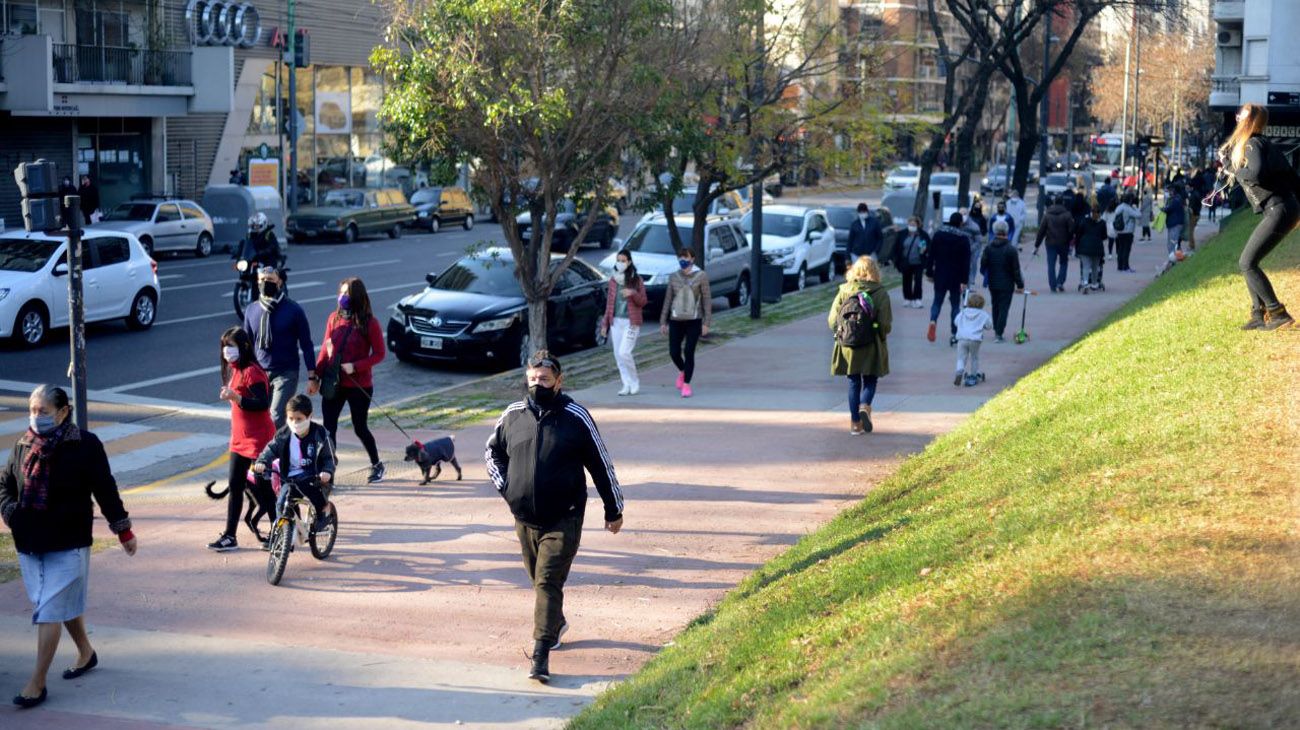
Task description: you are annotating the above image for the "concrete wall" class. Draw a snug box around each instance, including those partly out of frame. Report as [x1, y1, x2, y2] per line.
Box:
[0, 35, 53, 113]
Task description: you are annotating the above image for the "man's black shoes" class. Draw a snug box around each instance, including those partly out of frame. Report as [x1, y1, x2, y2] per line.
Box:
[529, 640, 550, 683]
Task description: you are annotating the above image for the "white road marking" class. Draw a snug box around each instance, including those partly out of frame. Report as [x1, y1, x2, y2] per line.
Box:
[0, 379, 228, 420]
[108, 433, 228, 474]
[154, 281, 430, 326]
[0, 422, 152, 465]
[215, 281, 322, 299]
[102, 366, 223, 394]
[165, 259, 403, 292]
[158, 274, 185, 281]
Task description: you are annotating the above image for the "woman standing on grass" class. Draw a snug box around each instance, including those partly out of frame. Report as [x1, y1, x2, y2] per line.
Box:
[312, 277, 388, 481]
[828, 256, 892, 436]
[602, 249, 648, 396]
[2, 385, 137, 709]
[1219, 103, 1297, 331]
[659, 248, 711, 398]
[207, 327, 276, 552]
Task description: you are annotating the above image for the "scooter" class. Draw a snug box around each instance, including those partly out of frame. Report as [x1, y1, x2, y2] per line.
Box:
[1014, 290, 1036, 344]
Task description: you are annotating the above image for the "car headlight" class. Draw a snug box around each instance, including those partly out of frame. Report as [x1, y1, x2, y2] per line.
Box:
[473, 313, 519, 333]
[326, 219, 341, 228]
[982, 177, 989, 185]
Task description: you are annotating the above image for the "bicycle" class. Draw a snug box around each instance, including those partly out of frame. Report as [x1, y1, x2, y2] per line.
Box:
[262, 464, 339, 586]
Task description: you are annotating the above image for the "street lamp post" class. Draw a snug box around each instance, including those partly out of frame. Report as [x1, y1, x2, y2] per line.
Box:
[287, 0, 299, 214]
[1038, 27, 1053, 218]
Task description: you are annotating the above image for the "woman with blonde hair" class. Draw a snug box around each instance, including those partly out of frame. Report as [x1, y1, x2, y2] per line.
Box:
[1219, 103, 1297, 330]
[828, 255, 892, 435]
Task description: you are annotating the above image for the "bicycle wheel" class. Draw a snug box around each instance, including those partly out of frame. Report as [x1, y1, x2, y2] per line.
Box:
[309, 503, 338, 559]
[266, 517, 292, 586]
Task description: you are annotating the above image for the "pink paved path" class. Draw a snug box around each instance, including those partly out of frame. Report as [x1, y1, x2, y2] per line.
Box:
[0, 224, 1207, 727]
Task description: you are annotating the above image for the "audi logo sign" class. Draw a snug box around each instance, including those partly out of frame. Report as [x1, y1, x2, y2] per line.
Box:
[186, 0, 263, 48]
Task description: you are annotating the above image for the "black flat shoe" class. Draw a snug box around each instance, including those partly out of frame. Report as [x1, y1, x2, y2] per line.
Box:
[13, 687, 47, 708]
[62, 651, 97, 679]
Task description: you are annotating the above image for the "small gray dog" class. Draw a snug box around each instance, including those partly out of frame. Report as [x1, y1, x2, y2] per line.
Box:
[403, 435, 462, 484]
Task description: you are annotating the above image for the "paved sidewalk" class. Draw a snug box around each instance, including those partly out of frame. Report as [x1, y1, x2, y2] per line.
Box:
[0, 220, 1217, 728]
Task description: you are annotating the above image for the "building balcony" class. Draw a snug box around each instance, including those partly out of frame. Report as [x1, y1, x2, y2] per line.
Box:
[1210, 75, 1240, 109]
[1213, 0, 1244, 24]
[52, 44, 193, 87]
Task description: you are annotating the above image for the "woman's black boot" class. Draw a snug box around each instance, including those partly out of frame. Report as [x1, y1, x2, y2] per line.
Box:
[1241, 307, 1267, 331]
[1263, 304, 1294, 331]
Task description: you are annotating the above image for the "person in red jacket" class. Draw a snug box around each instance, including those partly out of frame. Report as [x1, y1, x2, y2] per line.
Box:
[208, 327, 276, 552]
[310, 277, 387, 482]
[600, 249, 648, 396]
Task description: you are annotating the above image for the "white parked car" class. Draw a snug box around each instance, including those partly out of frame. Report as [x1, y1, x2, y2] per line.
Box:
[599, 217, 753, 314]
[884, 165, 920, 191]
[0, 230, 161, 347]
[740, 205, 835, 291]
[929, 172, 961, 196]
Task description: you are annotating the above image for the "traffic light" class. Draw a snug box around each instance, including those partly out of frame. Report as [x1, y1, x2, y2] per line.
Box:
[293, 29, 310, 68]
[12, 160, 63, 232]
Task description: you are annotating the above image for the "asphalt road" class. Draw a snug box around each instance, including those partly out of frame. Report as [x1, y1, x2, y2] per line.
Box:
[0, 216, 637, 409]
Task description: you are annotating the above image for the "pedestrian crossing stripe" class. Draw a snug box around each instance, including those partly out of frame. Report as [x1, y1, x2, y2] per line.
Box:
[0, 419, 225, 478]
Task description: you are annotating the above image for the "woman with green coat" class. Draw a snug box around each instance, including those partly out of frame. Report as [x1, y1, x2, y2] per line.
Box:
[828, 256, 892, 435]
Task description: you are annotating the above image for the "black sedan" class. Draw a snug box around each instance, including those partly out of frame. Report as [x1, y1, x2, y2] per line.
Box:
[387, 248, 608, 369]
[516, 199, 618, 253]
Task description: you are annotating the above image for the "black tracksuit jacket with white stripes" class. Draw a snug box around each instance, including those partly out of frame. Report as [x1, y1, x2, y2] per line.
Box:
[485, 394, 623, 529]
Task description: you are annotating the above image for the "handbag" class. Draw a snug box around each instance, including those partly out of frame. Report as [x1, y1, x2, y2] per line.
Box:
[318, 324, 355, 400]
[1152, 210, 1167, 233]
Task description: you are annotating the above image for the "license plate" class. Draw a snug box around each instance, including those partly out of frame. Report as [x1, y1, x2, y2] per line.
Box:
[420, 336, 444, 350]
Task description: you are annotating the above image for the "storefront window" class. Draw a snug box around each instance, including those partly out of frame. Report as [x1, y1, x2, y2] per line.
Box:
[247, 70, 280, 135]
[350, 67, 382, 134]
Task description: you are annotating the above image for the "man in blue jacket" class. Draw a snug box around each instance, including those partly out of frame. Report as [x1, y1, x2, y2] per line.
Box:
[925, 212, 973, 346]
[846, 203, 883, 261]
[243, 267, 316, 427]
[1162, 184, 1187, 255]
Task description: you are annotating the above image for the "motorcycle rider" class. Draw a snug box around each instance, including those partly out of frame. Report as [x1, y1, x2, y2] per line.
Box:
[236, 213, 283, 269]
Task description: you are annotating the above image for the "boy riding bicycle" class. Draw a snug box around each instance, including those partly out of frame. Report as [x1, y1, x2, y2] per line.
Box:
[253, 395, 337, 531]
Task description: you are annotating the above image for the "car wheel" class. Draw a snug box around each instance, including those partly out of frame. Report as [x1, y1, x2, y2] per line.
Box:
[14, 304, 47, 348]
[796, 264, 808, 291]
[463, 216, 474, 231]
[429, 217, 440, 234]
[126, 289, 157, 331]
[388, 223, 403, 239]
[343, 224, 358, 243]
[393, 343, 416, 364]
[195, 233, 213, 258]
[139, 236, 154, 257]
[819, 262, 832, 284]
[728, 272, 751, 307]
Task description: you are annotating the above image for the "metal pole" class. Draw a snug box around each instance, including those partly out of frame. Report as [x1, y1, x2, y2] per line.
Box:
[287, 0, 299, 213]
[1065, 84, 1075, 170]
[749, 18, 764, 320]
[1038, 25, 1051, 219]
[1120, 28, 1131, 175]
[63, 195, 89, 431]
[1132, 14, 1142, 194]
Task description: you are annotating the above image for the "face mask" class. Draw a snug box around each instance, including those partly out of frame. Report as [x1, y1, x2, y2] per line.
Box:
[907, 225, 918, 233]
[613, 261, 627, 273]
[222, 345, 240, 363]
[289, 418, 310, 437]
[260, 281, 279, 298]
[338, 294, 351, 311]
[30, 414, 57, 435]
[858, 213, 867, 221]
[678, 259, 692, 270]
[528, 384, 558, 408]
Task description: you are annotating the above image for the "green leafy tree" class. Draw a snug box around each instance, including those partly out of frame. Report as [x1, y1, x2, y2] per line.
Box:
[373, 0, 684, 356]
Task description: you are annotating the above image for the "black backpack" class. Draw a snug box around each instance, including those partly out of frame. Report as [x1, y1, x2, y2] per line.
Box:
[835, 290, 877, 347]
[1112, 211, 1125, 232]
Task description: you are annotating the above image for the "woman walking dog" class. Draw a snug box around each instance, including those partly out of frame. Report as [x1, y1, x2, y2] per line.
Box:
[1219, 103, 1297, 330]
[2, 385, 138, 709]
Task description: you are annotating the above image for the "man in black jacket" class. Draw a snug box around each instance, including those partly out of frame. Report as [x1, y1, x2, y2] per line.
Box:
[979, 221, 1025, 340]
[925, 213, 973, 346]
[846, 203, 883, 261]
[486, 351, 624, 683]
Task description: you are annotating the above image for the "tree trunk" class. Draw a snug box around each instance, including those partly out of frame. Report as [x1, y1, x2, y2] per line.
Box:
[526, 298, 548, 366]
[1011, 94, 1040, 196]
[955, 75, 989, 207]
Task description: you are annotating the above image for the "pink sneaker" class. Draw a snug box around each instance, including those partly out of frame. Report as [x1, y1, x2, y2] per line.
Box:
[681, 384, 693, 398]
[675, 372, 685, 390]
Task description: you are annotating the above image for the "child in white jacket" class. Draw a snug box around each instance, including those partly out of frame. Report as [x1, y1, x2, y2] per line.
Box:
[954, 292, 992, 387]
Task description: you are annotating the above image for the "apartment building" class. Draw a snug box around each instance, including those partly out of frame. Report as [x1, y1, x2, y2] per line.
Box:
[0, 0, 389, 227]
[1209, 0, 1300, 154]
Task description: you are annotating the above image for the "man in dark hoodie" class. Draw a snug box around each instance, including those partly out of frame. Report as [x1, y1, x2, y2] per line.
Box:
[1033, 194, 1076, 293]
[486, 351, 624, 684]
[846, 203, 883, 261]
[980, 221, 1025, 341]
[925, 212, 972, 346]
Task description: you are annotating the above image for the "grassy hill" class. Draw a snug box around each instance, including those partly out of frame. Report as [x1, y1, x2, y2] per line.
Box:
[572, 212, 1300, 729]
